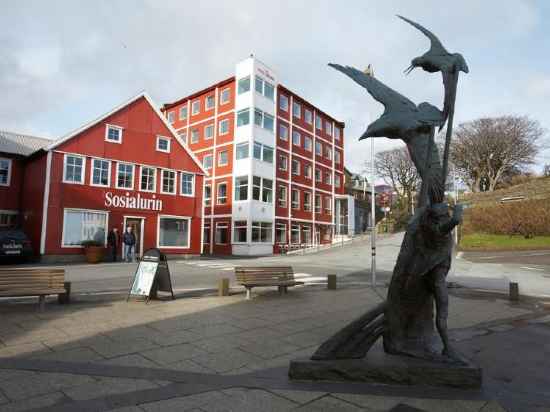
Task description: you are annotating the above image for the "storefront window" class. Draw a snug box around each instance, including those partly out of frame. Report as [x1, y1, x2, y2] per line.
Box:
[251, 222, 272, 243]
[117, 162, 134, 189]
[180, 173, 194, 196]
[233, 220, 247, 243]
[161, 170, 176, 194]
[159, 216, 189, 248]
[62, 209, 107, 247]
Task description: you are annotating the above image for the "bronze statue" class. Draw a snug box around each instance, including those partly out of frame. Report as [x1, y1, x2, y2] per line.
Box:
[312, 15, 468, 364]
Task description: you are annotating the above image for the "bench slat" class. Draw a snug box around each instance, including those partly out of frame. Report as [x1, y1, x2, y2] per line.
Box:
[0, 289, 66, 297]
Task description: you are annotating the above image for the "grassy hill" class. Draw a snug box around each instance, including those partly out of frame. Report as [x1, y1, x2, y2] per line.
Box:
[461, 176, 550, 207]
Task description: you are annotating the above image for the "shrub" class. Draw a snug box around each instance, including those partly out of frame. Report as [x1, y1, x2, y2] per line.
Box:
[463, 199, 550, 238]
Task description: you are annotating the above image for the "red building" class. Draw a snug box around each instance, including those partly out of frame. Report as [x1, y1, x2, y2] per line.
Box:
[162, 57, 345, 255]
[3, 93, 206, 262]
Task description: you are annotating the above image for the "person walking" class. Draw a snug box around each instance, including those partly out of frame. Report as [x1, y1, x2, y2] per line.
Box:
[107, 227, 120, 262]
[122, 225, 136, 263]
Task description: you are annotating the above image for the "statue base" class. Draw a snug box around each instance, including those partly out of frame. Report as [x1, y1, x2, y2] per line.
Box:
[289, 343, 481, 389]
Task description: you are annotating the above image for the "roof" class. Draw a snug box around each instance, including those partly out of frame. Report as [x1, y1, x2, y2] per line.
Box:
[162, 77, 235, 111]
[47, 92, 208, 176]
[0, 130, 52, 157]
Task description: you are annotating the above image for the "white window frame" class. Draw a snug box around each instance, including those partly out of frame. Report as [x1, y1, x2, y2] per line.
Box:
[139, 166, 157, 193]
[304, 109, 313, 125]
[325, 121, 332, 135]
[218, 150, 228, 167]
[276, 223, 287, 244]
[305, 164, 312, 179]
[233, 220, 248, 244]
[160, 169, 177, 195]
[292, 159, 300, 176]
[325, 196, 332, 214]
[156, 136, 171, 153]
[219, 118, 230, 135]
[291, 188, 300, 210]
[105, 124, 123, 144]
[167, 112, 175, 123]
[204, 184, 212, 206]
[191, 100, 200, 115]
[315, 114, 322, 130]
[292, 130, 301, 146]
[180, 172, 195, 197]
[278, 185, 287, 208]
[179, 106, 188, 120]
[315, 194, 322, 214]
[157, 214, 191, 249]
[204, 124, 214, 140]
[279, 94, 289, 111]
[215, 222, 229, 244]
[205, 94, 215, 110]
[115, 162, 134, 190]
[235, 142, 249, 160]
[304, 136, 312, 152]
[191, 128, 199, 144]
[217, 182, 227, 204]
[178, 130, 187, 144]
[63, 154, 86, 185]
[89, 158, 111, 188]
[203, 154, 213, 170]
[0, 158, 13, 187]
[251, 221, 272, 243]
[315, 168, 322, 183]
[279, 154, 288, 171]
[220, 87, 231, 105]
[304, 191, 312, 211]
[61, 208, 109, 248]
[293, 101, 301, 119]
[279, 124, 288, 141]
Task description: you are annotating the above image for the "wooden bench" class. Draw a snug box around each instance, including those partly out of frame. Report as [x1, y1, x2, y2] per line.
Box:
[0, 268, 69, 311]
[234, 266, 304, 299]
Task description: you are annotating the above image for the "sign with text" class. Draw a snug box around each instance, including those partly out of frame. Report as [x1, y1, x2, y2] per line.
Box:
[127, 248, 175, 302]
[105, 192, 163, 211]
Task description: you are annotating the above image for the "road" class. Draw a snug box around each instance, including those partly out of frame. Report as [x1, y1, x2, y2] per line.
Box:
[462, 250, 550, 275]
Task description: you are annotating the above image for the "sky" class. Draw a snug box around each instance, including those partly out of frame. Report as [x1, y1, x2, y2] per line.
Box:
[1, 0, 549, 178]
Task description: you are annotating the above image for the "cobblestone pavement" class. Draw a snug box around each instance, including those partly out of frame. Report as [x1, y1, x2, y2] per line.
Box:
[1, 278, 550, 411]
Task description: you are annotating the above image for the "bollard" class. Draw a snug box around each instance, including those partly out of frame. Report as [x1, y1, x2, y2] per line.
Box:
[327, 274, 337, 290]
[509, 282, 519, 302]
[218, 278, 230, 297]
[58, 282, 71, 304]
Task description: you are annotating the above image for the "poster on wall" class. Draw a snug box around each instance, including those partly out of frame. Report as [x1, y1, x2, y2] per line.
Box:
[127, 248, 175, 303]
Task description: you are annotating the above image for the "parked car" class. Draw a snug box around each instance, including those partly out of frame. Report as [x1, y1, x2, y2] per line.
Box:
[0, 229, 34, 263]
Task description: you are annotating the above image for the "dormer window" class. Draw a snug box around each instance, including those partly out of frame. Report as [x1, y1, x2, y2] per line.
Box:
[156, 136, 171, 153]
[105, 124, 123, 143]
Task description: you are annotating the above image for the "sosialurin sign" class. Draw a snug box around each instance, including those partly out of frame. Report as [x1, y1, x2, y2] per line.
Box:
[104, 192, 163, 211]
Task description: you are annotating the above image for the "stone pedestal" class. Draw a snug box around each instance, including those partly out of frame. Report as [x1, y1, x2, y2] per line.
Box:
[289, 343, 481, 389]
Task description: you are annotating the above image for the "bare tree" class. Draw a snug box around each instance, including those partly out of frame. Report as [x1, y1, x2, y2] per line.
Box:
[373, 147, 420, 213]
[450, 116, 544, 192]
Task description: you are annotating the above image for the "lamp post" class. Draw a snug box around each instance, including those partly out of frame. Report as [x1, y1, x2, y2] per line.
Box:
[370, 138, 376, 287]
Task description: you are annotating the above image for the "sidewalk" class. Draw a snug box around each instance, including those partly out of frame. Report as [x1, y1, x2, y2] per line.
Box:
[1, 279, 549, 411]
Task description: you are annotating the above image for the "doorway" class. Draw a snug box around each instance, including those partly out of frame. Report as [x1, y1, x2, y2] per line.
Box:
[123, 216, 145, 258]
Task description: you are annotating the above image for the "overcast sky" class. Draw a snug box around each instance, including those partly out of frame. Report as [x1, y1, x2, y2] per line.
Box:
[2, 0, 549, 176]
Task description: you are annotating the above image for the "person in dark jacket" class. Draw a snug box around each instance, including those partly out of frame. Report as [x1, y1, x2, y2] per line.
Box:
[107, 228, 120, 262]
[122, 226, 136, 263]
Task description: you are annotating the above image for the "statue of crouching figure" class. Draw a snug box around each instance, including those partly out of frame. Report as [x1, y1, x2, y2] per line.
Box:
[384, 202, 463, 362]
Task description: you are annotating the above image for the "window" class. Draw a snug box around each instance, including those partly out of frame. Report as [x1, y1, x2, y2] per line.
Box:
[140, 166, 156, 192]
[105, 125, 123, 143]
[253, 109, 274, 131]
[253, 142, 262, 160]
[204, 185, 211, 206]
[315, 168, 321, 182]
[279, 94, 289, 111]
[203, 225, 211, 244]
[315, 141, 322, 156]
[215, 222, 228, 244]
[279, 154, 288, 171]
[167, 112, 175, 123]
[220, 87, 230, 104]
[234, 176, 248, 201]
[291, 224, 300, 244]
[278, 185, 287, 207]
[0, 212, 17, 228]
[238, 76, 251, 94]
[279, 124, 288, 140]
[335, 174, 341, 188]
[315, 194, 322, 213]
[264, 82, 274, 100]
[325, 172, 332, 185]
[91, 159, 110, 187]
[305, 164, 312, 179]
[237, 108, 250, 127]
[302, 226, 312, 244]
[252, 176, 261, 200]
[304, 136, 312, 152]
[325, 121, 332, 135]
[62, 209, 107, 247]
[191, 128, 199, 144]
[304, 192, 312, 211]
[292, 130, 300, 146]
[252, 142, 273, 163]
[116, 163, 134, 189]
[325, 145, 332, 160]
[325, 196, 332, 214]
[304, 109, 313, 124]
[315, 114, 322, 130]
[293, 101, 301, 119]
[64, 155, 85, 184]
[219, 118, 230, 135]
[179, 106, 188, 120]
[335, 150, 341, 164]
[263, 145, 273, 163]
[236, 142, 249, 160]
[161, 169, 176, 194]
[205, 124, 214, 140]
[205, 95, 215, 110]
[217, 182, 227, 204]
[292, 159, 300, 176]
[276, 223, 287, 243]
[202, 154, 213, 169]
[191, 100, 200, 115]
[178, 130, 187, 144]
[180, 173, 194, 196]
[252, 221, 272, 243]
[159, 216, 189, 248]
[254, 76, 274, 100]
[335, 126, 341, 140]
[218, 150, 228, 166]
[156, 136, 171, 152]
[262, 178, 273, 203]
[291, 189, 300, 209]
[233, 220, 247, 243]
[0, 158, 11, 186]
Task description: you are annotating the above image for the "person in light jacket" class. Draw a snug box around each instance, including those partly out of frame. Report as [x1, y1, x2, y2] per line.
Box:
[122, 226, 136, 263]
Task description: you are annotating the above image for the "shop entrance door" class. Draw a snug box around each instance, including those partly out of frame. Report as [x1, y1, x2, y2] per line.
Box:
[123, 217, 145, 259]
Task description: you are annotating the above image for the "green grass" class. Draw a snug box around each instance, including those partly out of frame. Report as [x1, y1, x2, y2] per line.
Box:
[460, 233, 550, 251]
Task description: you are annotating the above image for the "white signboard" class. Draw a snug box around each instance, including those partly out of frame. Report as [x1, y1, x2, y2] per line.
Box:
[129, 261, 158, 296]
